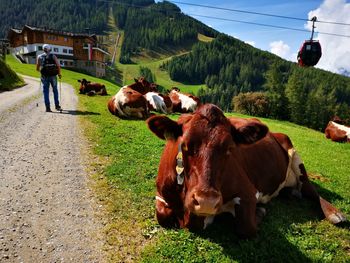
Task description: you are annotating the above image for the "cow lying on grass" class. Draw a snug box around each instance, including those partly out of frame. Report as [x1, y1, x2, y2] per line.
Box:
[78, 79, 107, 96]
[325, 116, 350, 143]
[147, 104, 346, 237]
[108, 86, 149, 119]
[169, 87, 200, 113]
[108, 77, 173, 118]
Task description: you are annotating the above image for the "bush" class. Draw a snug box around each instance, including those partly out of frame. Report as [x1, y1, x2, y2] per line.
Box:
[232, 92, 269, 117]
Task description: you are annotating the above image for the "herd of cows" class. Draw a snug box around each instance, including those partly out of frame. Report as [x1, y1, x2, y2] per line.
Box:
[77, 77, 348, 237]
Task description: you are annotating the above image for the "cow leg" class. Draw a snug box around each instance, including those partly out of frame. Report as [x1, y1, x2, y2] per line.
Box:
[291, 151, 346, 224]
[299, 165, 346, 224]
[234, 198, 258, 238]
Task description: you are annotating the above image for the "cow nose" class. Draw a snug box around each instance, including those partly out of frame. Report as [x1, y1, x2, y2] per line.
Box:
[191, 190, 222, 216]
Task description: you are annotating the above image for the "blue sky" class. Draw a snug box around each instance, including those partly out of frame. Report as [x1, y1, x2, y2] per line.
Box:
[161, 0, 350, 74]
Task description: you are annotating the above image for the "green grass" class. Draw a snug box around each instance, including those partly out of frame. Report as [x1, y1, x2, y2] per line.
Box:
[9, 55, 350, 262]
[0, 58, 25, 91]
[77, 94, 350, 262]
[116, 58, 205, 94]
[112, 31, 206, 94]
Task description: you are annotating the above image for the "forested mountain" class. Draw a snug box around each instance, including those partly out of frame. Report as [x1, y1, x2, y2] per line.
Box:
[111, 0, 217, 63]
[163, 34, 350, 131]
[0, 0, 108, 37]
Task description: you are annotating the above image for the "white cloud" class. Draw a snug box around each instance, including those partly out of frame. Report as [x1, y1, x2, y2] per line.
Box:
[306, 0, 350, 74]
[269, 40, 291, 59]
[244, 41, 256, 47]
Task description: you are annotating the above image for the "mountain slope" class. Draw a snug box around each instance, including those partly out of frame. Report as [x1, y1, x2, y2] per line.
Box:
[0, 0, 109, 38]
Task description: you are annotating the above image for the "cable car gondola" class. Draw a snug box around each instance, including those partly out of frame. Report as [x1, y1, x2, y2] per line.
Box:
[297, 16, 322, 67]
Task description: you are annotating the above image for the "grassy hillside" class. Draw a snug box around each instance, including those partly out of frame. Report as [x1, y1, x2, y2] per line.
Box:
[8, 54, 350, 262]
[0, 58, 24, 91]
[112, 30, 212, 94]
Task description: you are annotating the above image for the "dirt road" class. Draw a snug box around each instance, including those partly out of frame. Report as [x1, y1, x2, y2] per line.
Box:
[0, 76, 104, 262]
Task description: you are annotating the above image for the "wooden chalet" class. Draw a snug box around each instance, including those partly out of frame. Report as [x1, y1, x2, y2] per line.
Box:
[7, 25, 109, 77]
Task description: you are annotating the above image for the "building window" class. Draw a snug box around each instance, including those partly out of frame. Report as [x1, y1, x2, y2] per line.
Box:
[63, 49, 68, 53]
[38, 46, 43, 51]
[53, 48, 59, 52]
[69, 49, 73, 54]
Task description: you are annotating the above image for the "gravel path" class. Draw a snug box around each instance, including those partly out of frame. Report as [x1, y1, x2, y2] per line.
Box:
[0, 77, 104, 262]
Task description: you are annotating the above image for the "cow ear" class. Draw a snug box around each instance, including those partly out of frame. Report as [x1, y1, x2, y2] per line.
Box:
[232, 122, 268, 144]
[134, 78, 138, 82]
[147, 116, 182, 140]
[78, 79, 81, 83]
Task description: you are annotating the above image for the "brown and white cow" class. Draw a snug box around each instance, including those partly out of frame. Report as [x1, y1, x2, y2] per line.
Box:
[78, 79, 107, 96]
[169, 87, 200, 113]
[128, 77, 158, 95]
[325, 117, 350, 143]
[108, 86, 149, 119]
[144, 92, 173, 114]
[147, 104, 346, 237]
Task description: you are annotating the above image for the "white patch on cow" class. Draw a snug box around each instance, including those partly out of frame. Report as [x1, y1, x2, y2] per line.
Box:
[114, 86, 129, 116]
[144, 92, 168, 114]
[256, 148, 303, 204]
[220, 197, 240, 218]
[156, 195, 169, 207]
[233, 197, 241, 205]
[203, 216, 215, 229]
[331, 121, 350, 138]
[177, 93, 197, 112]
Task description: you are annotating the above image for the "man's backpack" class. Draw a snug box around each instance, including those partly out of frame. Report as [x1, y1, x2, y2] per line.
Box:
[40, 53, 59, 77]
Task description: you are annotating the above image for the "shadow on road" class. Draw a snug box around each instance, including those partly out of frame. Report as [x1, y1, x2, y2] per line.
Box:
[50, 109, 100, 116]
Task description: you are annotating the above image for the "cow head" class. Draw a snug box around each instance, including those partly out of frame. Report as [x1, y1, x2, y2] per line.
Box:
[130, 77, 158, 94]
[147, 104, 268, 222]
[78, 79, 90, 94]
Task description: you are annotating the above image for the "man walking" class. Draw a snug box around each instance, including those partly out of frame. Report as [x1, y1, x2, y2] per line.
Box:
[36, 44, 62, 112]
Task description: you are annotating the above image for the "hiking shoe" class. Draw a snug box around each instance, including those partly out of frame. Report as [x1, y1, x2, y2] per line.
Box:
[46, 107, 52, 112]
[55, 105, 62, 111]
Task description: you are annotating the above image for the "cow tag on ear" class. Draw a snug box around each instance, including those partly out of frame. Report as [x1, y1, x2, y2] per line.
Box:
[147, 116, 182, 140]
[232, 122, 268, 144]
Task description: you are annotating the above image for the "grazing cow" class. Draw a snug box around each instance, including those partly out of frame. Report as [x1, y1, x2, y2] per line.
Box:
[325, 116, 350, 143]
[78, 79, 107, 96]
[108, 86, 149, 119]
[127, 77, 158, 95]
[147, 104, 346, 237]
[169, 87, 200, 113]
[144, 92, 173, 114]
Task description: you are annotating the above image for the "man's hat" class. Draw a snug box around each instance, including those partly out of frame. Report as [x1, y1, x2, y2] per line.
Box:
[43, 44, 51, 51]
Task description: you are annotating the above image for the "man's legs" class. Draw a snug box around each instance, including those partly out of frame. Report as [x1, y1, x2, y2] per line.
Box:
[41, 77, 51, 111]
[50, 76, 61, 109]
